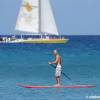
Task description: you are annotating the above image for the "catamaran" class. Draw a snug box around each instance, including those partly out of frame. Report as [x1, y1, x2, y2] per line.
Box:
[0, 0, 68, 43]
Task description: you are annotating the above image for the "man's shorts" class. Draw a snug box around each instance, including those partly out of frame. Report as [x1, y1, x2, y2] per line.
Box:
[55, 64, 62, 77]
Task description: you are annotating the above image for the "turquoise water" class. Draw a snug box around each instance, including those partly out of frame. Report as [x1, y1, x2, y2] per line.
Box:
[0, 36, 100, 100]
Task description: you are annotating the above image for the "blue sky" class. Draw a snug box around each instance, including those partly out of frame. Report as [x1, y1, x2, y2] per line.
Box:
[0, 0, 100, 35]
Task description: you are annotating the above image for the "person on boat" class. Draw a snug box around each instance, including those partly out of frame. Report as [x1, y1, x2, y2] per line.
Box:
[49, 49, 62, 86]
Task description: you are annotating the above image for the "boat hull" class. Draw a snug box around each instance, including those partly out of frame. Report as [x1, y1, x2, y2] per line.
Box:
[12, 39, 68, 44]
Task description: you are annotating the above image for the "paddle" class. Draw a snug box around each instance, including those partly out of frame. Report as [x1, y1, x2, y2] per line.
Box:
[49, 64, 72, 81]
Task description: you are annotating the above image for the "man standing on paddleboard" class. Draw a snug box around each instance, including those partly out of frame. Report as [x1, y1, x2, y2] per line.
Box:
[49, 50, 62, 86]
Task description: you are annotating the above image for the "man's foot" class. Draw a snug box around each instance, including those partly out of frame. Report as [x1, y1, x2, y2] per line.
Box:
[54, 84, 61, 87]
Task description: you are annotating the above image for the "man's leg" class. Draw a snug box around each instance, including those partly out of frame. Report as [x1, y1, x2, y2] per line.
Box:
[55, 66, 61, 86]
[56, 76, 61, 86]
[57, 76, 61, 85]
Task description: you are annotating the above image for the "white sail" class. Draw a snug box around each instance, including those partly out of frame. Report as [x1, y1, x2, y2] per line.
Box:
[15, 0, 39, 33]
[15, 0, 59, 35]
[40, 0, 58, 35]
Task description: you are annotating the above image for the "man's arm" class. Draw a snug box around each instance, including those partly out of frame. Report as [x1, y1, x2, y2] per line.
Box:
[49, 55, 59, 65]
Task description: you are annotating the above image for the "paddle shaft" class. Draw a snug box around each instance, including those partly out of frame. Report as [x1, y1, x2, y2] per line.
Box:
[50, 64, 71, 81]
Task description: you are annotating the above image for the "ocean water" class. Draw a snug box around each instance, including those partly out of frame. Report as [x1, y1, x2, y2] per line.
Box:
[0, 36, 100, 100]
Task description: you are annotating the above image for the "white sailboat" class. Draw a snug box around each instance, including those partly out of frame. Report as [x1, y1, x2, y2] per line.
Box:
[14, 0, 68, 43]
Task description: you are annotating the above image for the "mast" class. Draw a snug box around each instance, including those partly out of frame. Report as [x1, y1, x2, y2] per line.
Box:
[39, 0, 41, 33]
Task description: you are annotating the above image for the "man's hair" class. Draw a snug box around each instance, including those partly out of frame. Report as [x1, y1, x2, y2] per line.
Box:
[53, 49, 58, 54]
